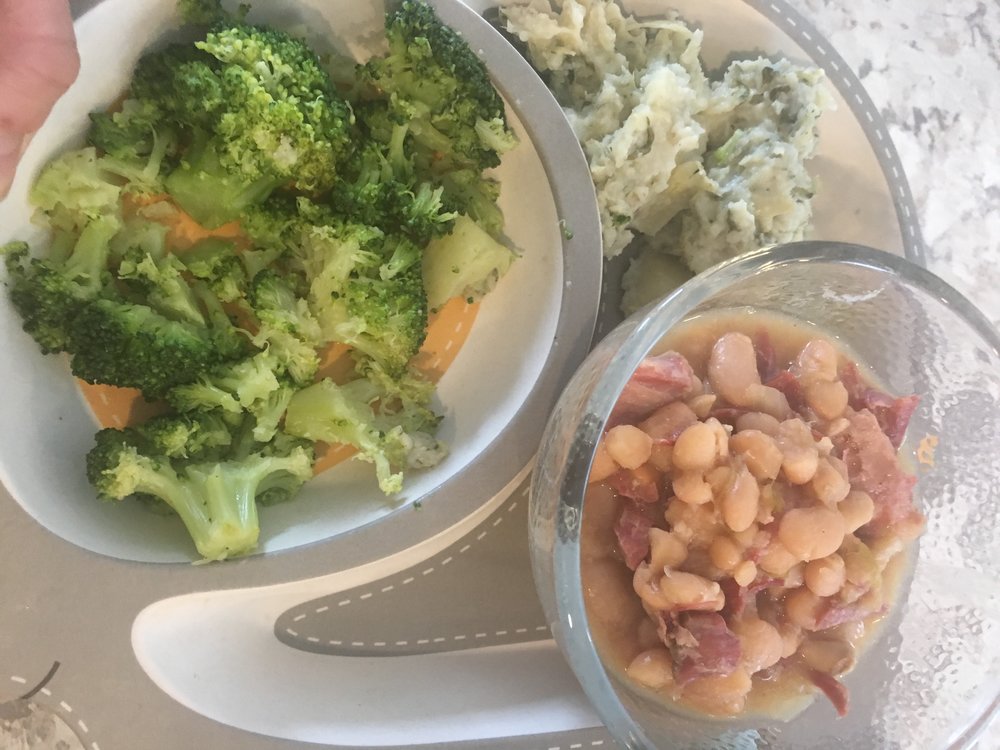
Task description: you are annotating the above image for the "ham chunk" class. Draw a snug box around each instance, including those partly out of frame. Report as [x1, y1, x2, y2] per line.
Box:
[668, 612, 742, 685]
[836, 410, 918, 531]
[609, 352, 696, 427]
[840, 362, 919, 449]
[615, 507, 653, 570]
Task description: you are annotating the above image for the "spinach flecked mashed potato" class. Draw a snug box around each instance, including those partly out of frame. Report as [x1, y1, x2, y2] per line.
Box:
[501, 0, 833, 314]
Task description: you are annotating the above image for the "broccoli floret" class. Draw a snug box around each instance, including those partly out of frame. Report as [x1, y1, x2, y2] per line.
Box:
[127, 22, 355, 228]
[439, 168, 504, 238]
[284, 376, 444, 494]
[3, 213, 122, 352]
[86, 422, 314, 561]
[178, 0, 238, 26]
[354, 354, 441, 435]
[168, 350, 299, 442]
[108, 216, 170, 266]
[117, 249, 206, 326]
[67, 295, 246, 398]
[88, 99, 179, 194]
[135, 411, 234, 460]
[130, 45, 227, 131]
[254, 203, 428, 374]
[29, 148, 125, 231]
[181, 237, 248, 302]
[164, 130, 287, 229]
[331, 136, 458, 245]
[247, 269, 322, 383]
[422, 214, 516, 311]
[361, 0, 517, 172]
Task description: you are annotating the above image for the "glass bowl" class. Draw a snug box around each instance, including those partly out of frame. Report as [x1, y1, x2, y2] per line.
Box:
[530, 241, 1000, 749]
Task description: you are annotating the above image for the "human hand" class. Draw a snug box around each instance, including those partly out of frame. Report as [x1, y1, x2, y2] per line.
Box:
[0, 0, 80, 198]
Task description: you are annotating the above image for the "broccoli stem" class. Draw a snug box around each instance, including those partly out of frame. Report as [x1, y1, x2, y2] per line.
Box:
[65, 215, 121, 295]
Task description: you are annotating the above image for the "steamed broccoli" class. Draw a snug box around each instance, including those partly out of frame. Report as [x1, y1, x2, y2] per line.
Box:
[67, 293, 248, 398]
[244, 198, 429, 375]
[284, 376, 445, 495]
[3, 214, 121, 353]
[360, 0, 518, 173]
[29, 148, 125, 231]
[422, 214, 516, 311]
[181, 237, 248, 302]
[124, 21, 355, 228]
[331, 131, 458, 245]
[2, 1, 522, 563]
[168, 350, 298, 442]
[246, 269, 322, 384]
[86, 416, 314, 560]
[87, 99, 179, 194]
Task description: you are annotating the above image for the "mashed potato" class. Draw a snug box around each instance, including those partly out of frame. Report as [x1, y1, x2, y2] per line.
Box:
[501, 0, 833, 313]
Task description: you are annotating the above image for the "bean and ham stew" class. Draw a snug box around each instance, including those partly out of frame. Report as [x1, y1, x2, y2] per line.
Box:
[580, 313, 924, 719]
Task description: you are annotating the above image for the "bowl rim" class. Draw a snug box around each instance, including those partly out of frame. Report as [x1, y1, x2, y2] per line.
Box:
[534, 240, 1000, 749]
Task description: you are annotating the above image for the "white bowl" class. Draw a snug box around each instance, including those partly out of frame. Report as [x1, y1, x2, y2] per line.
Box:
[0, 0, 602, 567]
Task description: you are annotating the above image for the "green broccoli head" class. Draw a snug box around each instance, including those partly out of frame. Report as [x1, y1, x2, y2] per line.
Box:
[284, 376, 444, 495]
[67, 296, 247, 399]
[361, 0, 517, 172]
[3, 213, 122, 353]
[181, 237, 248, 302]
[87, 99, 179, 194]
[86, 423, 314, 561]
[129, 22, 355, 228]
[331, 138, 458, 246]
[29, 148, 125, 232]
[117, 249, 207, 327]
[167, 349, 302, 442]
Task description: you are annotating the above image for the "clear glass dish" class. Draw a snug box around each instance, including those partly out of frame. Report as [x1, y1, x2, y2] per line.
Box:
[530, 241, 1000, 749]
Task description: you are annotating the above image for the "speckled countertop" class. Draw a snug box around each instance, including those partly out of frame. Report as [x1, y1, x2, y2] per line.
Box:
[801, 0, 1000, 329]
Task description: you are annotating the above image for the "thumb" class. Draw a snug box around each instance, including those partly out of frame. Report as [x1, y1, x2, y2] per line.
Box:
[0, 0, 80, 197]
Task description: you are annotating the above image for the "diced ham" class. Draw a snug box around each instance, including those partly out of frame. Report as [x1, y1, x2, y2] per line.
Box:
[835, 410, 917, 530]
[755, 329, 778, 382]
[766, 369, 806, 413]
[814, 598, 886, 631]
[839, 362, 920, 449]
[807, 669, 849, 717]
[669, 612, 743, 685]
[863, 392, 920, 449]
[607, 468, 661, 504]
[615, 507, 653, 570]
[609, 352, 696, 428]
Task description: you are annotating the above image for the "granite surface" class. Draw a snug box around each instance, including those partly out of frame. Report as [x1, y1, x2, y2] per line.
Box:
[801, 0, 1000, 329]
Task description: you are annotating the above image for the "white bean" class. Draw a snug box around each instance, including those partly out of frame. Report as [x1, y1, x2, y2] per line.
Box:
[708, 333, 760, 406]
[730, 429, 783, 481]
[673, 421, 718, 472]
[672, 472, 713, 505]
[721, 464, 760, 533]
[627, 648, 675, 689]
[795, 339, 839, 382]
[649, 528, 688, 570]
[605, 424, 653, 470]
[778, 507, 846, 562]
